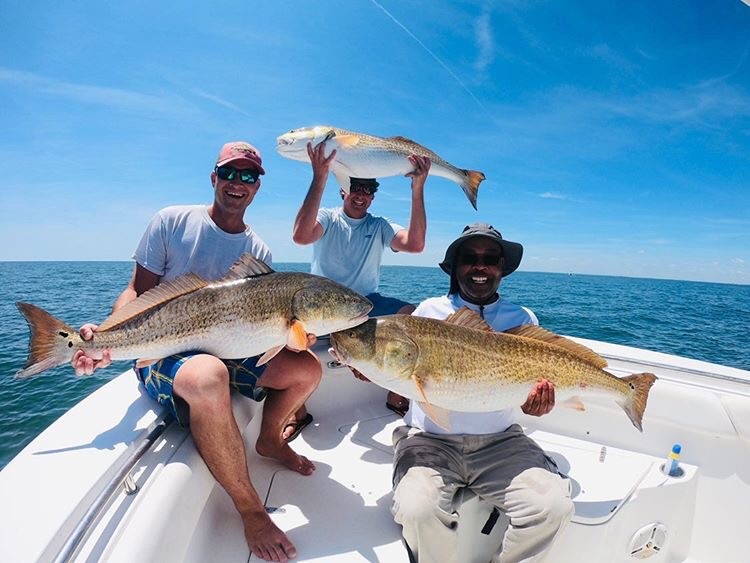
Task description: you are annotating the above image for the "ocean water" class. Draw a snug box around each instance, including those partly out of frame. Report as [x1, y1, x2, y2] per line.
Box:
[1, 261, 749, 469]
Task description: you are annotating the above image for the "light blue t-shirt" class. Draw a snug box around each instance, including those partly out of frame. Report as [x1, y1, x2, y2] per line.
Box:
[133, 205, 272, 282]
[311, 207, 403, 295]
[403, 293, 539, 435]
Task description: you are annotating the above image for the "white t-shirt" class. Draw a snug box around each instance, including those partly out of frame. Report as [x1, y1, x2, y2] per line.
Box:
[133, 205, 272, 281]
[311, 207, 403, 295]
[403, 293, 539, 435]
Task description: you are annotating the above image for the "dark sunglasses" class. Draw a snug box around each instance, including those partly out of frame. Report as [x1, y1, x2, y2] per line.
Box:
[350, 185, 376, 196]
[215, 165, 260, 184]
[459, 253, 502, 267]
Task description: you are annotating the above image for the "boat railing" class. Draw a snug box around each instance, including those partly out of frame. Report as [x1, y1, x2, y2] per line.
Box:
[52, 411, 174, 563]
[600, 351, 750, 391]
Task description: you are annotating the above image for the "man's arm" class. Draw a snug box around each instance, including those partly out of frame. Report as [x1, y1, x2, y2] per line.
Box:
[72, 263, 161, 375]
[292, 142, 336, 245]
[390, 155, 430, 253]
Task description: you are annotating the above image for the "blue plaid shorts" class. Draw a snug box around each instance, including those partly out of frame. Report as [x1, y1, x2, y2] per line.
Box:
[135, 352, 268, 425]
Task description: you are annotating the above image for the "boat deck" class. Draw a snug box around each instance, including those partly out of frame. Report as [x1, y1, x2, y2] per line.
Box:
[2, 338, 750, 562]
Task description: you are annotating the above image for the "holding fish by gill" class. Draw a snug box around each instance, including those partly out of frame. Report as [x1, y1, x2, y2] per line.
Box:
[276, 125, 485, 209]
[16, 253, 373, 379]
[329, 307, 657, 432]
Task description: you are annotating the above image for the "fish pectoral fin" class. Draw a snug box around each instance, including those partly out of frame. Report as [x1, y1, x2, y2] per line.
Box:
[445, 307, 493, 332]
[286, 319, 309, 351]
[417, 401, 452, 431]
[412, 376, 452, 431]
[97, 274, 208, 332]
[333, 134, 360, 149]
[560, 396, 586, 411]
[256, 345, 285, 367]
[135, 358, 159, 369]
[219, 252, 274, 282]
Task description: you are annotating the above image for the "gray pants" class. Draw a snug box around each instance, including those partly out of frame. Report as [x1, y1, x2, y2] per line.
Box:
[392, 424, 573, 563]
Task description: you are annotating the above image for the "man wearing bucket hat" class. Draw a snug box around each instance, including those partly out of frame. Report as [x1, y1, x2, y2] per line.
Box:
[293, 141, 431, 417]
[390, 223, 573, 563]
[72, 141, 321, 562]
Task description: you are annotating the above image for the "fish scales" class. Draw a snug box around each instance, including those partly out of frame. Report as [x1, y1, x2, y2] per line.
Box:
[16, 255, 373, 379]
[88, 275, 300, 360]
[329, 313, 657, 431]
[393, 316, 628, 405]
[276, 125, 485, 209]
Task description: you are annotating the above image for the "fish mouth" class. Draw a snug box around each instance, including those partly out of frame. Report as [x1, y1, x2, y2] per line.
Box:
[328, 346, 343, 364]
[349, 313, 371, 324]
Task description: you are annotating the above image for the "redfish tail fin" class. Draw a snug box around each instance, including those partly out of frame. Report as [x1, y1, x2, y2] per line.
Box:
[15, 302, 77, 379]
[620, 373, 658, 432]
[460, 170, 485, 210]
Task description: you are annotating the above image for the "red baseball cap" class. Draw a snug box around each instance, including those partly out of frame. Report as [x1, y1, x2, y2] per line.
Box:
[215, 141, 265, 174]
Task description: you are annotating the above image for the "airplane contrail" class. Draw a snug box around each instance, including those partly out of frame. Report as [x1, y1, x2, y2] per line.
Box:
[370, 0, 494, 118]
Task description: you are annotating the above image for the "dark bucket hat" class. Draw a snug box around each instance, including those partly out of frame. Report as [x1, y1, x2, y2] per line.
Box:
[439, 223, 523, 277]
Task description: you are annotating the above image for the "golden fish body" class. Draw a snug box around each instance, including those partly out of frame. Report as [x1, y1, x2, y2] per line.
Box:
[330, 313, 656, 431]
[17, 255, 372, 378]
[276, 125, 485, 209]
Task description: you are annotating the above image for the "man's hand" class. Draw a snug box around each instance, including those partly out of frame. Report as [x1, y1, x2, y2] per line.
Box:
[405, 155, 431, 189]
[307, 141, 337, 181]
[286, 333, 318, 353]
[71, 323, 112, 376]
[520, 379, 555, 417]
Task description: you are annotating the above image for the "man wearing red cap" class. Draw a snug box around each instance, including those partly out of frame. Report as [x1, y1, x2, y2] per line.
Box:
[72, 141, 319, 562]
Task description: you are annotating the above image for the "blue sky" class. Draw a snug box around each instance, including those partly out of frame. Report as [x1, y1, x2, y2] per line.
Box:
[1, 1, 749, 285]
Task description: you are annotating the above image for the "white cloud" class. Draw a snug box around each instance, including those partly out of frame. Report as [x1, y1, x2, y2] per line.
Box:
[474, 8, 494, 74]
[0, 67, 193, 116]
[539, 191, 566, 200]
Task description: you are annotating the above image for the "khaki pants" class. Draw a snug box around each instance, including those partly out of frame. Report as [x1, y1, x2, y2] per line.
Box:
[392, 424, 573, 563]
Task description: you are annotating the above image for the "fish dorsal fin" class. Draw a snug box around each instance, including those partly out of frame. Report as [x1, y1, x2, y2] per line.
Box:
[98, 273, 208, 332]
[444, 306, 494, 332]
[218, 252, 274, 282]
[505, 325, 608, 368]
[387, 136, 428, 151]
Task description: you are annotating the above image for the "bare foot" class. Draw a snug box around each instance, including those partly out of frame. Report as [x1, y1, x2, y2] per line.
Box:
[256, 440, 316, 475]
[242, 510, 296, 562]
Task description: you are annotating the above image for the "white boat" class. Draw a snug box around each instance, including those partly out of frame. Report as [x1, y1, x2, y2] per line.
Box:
[1, 335, 749, 563]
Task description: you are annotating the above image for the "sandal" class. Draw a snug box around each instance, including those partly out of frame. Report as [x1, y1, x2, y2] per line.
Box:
[282, 413, 314, 442]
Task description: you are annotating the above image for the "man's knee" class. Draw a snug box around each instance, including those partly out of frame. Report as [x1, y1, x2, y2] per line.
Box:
[545, 484, 574, 525]
[174, 355, 229, 401]
[392, 467, 443, 525]
[289, 351, 322, 390]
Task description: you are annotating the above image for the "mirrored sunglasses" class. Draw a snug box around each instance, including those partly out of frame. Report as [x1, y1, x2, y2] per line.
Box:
[215, 165, 260, 184]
